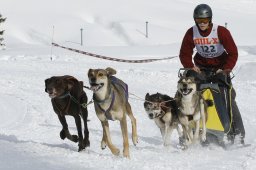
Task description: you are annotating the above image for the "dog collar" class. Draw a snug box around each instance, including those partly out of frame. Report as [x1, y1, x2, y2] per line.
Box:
[56, 91, 71, 99]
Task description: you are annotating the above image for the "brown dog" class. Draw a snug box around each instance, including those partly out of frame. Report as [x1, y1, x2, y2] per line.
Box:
[88, 67, 138, 158]
[45, 75, 90, 151]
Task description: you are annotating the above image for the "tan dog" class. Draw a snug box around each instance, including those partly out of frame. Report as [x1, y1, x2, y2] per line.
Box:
[175, 76, 208, 146]
[88, 67, 138, 158]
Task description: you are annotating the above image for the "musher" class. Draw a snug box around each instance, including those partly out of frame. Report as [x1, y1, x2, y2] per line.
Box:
[178, 4, 245, 144]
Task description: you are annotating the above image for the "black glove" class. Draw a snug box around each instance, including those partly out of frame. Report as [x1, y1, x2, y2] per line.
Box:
[216, 69, 231, 75]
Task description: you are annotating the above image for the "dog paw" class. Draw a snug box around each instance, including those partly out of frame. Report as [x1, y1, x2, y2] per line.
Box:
[78, 145, 85, 152]
[111, 148, 120, 156]
[84, 139, 90, 147]
[60, 129, 66, 140]
[78, 141, 86, 152]
[78, 148, 83, 152]
[201, 137, 206, 142]
[201, 134, 207, 142]
[123, 150, 130, 159]
[101, 140, 107, 150]
[71, 135, 79, 143]
[132, 136, 138, 146]
[177, 144, 188, 150]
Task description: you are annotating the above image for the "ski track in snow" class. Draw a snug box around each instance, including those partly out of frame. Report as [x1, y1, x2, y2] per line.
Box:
[0, 45, 256, 170]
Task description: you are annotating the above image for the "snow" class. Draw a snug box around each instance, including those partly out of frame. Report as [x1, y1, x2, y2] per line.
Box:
[0, 0, 256, 169]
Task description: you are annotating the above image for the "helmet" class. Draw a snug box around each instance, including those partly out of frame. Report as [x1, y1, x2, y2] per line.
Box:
[193, 4, 212, 19]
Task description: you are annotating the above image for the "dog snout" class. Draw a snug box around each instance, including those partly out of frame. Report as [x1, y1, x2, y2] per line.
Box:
[46, 87, 53, 94]
[182, 84, 189, 91]
[90, 77, 96, 83]
[148, 113, 154, 119]
[183, 84, 188, 89]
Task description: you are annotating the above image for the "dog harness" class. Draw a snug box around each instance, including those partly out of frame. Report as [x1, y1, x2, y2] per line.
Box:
[110, 76, 128, 100]
[177, 90, 201, 122]
[94, 90, 115, 120]
[53, 97, 71, 116]
[52, 91, 87, 116]
[93, 76, 128, 121]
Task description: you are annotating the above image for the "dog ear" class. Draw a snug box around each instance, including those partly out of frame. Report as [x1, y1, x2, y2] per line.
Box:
[105, 67, 116, 76]
[190, 77, 196, 82]
[65, 77, 76, 90]
[178, 77, 183, 83]
[67, 81, 74, 90]
[79, 81, 84, 89]
[88, 69, 92, 75]
[145, 93, 150, 99]
[44, 78, 49, 92]
[156, 93, 160, 99]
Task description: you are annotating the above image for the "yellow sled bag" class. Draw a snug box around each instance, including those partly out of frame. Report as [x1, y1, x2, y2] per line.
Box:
[201, 84, 232, 133]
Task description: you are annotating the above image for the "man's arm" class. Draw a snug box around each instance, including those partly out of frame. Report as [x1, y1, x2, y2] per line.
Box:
[218, 26, 238, 70]
[179, 27, 195, 68]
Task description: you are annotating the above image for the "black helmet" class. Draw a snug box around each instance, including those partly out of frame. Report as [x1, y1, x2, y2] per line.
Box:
[193, 4, 212, 19]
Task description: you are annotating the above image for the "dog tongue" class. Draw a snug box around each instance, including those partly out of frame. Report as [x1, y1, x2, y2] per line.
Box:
[90, 85, 99, 92]
[182, 89, 192, 95]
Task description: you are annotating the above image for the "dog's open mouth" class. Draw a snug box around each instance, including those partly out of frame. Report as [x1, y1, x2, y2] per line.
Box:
[90, 83, 104, 92]
[180, 88, 193, 95]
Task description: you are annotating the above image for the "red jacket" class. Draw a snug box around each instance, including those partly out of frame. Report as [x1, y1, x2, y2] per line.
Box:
[179, 24, 238, 70]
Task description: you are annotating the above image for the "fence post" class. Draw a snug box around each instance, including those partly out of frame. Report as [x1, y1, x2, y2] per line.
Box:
[80, 28, 83, 46]
[50, 25, 55, 61]
[145, 21, 148, 38]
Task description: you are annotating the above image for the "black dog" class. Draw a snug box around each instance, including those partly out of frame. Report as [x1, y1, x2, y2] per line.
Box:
[45, 75, 90, 151]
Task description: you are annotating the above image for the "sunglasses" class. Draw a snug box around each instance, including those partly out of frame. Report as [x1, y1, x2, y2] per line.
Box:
[195, 18, 210, 24]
